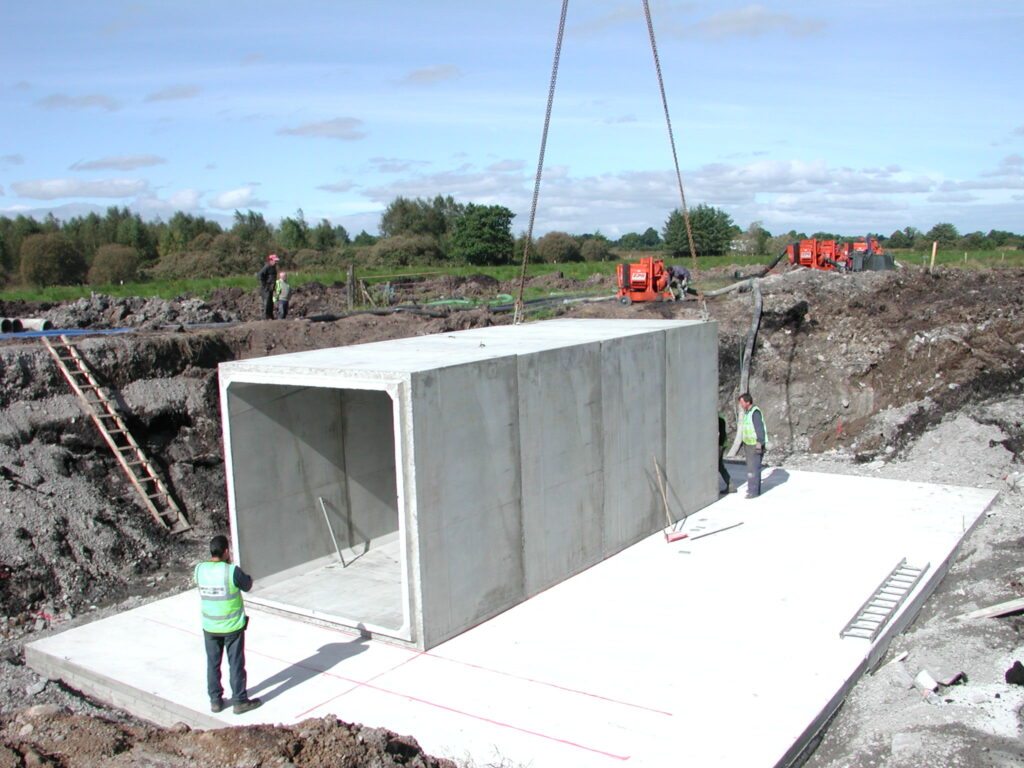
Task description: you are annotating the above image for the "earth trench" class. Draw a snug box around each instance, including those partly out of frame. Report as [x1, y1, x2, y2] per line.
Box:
[0, 264, 1021, 767]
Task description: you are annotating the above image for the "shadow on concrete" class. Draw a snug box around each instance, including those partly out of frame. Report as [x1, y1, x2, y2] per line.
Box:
[247, 634, 370, 703]
[761, 468, 791, 494]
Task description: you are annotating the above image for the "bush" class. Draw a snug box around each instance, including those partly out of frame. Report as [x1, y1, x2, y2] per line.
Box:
[147, 249, 254, 280]
[88, 244, 140, 285]
[581, 238, 613, 262]
[20, 233, 87, 287]
[292, 248, 345, 271]
[368, 235, 444, 267]
[535, 231, 582, 263]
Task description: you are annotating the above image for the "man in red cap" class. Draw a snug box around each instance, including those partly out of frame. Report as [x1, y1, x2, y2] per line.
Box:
[257, 254, 279, 320]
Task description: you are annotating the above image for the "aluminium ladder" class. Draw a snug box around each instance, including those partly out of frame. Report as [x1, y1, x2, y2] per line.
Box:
[840, 558, 929, 641]
[42, 335, 191, 534]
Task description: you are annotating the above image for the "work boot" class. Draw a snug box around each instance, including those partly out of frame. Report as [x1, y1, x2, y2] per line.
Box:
[210, 698, 224, 713]
[233, 698, 263, 714]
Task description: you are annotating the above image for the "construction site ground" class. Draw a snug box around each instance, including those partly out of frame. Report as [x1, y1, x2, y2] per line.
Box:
[0, 263, 1022, 767]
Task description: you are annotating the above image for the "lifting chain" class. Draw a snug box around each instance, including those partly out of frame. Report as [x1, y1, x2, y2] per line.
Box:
[514, 0, 709, 324]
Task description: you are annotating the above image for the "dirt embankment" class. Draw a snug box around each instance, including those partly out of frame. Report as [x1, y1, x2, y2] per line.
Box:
[0, 265, 1021, 767]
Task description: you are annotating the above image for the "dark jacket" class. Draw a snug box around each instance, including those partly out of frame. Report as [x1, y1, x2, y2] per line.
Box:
[258, 263, 277, 293]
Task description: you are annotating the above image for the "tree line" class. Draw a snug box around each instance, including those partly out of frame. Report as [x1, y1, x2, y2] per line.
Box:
[0, 199, 1018, 289]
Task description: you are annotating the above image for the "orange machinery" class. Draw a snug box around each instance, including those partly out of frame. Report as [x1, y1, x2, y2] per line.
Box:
[616, 256, 674, 305]
[786, 237, 885, 271]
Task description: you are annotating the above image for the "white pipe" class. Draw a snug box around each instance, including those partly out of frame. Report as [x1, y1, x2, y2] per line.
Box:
[19, 318, 51, 331]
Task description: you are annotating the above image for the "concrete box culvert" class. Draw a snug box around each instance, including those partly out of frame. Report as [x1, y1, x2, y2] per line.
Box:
[218, 318, 719, 650]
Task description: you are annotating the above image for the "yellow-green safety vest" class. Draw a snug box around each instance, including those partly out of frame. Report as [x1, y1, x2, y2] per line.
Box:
[195, 561, 246, 634]
[741, 405, 766, 446]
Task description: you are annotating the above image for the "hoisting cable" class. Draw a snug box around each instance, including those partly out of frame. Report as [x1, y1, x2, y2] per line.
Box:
[514, 0, 570, 325]
[641, 0, 709, 321]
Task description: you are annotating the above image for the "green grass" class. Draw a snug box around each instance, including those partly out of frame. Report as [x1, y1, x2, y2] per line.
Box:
[3, 249, 1018, 304]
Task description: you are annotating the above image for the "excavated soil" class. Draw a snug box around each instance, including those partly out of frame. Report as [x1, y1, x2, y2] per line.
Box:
[0, 265, 1022, 767]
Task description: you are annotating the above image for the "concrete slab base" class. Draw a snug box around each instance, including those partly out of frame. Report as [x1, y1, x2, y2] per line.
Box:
[27, 469, 996, 767]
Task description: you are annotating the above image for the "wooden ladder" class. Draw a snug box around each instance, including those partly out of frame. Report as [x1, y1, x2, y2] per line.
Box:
[42, 335, 191, 534]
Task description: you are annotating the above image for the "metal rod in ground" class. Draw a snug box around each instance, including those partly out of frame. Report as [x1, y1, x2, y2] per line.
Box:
[319, 496, 347, 566]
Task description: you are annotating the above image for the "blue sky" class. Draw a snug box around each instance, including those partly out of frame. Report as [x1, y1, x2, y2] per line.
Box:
[2, 1, 1022, 240]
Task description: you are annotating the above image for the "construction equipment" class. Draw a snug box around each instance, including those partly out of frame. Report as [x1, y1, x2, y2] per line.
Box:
[42, 335, 191, 534]
[653, 457, 688, 542]
[616, 256, 674, 305]
[785, 236, 894, 272]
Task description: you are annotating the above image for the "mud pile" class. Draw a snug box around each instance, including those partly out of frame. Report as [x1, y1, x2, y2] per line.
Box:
[0, 264, 1021, 767]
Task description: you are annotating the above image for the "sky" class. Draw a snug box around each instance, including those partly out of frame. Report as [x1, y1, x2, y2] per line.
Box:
[2, 1, 1022, 240]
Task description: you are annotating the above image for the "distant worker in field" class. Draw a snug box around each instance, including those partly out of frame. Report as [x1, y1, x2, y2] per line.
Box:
[718, 412, 734, 495]
[257, 253, 279, 320]
[667, 265, 690, 301]
[738, 393, 767, 499]
[194, 535, 263, 715]
[274, 271, 292, 319]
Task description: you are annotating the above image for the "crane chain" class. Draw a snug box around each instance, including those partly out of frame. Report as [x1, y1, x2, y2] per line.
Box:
[514, 0, 570, 325]
[515, 0, 709, 323]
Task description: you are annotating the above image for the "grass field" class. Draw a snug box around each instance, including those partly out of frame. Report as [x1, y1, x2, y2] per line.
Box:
[1, 249, 1019, 304]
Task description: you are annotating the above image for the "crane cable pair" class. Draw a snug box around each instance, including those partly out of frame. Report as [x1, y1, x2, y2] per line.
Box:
[513, 0, 708, 324]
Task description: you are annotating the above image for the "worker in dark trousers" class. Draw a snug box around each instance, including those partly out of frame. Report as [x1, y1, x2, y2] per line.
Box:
[667, 265, 690, 301]
[718, 413, 734, 494]
[738, 393, 767, 498]
[195, 535, 263, 715]
[257, 253, 279, 320]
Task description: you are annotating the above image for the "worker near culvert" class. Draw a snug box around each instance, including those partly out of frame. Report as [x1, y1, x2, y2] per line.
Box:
[257, 253, 279, 320]
[194, 535, 263, 715]
[667, 265, 690, 301]
[718, 413, 734, 495]
[738, 393, 767, 498]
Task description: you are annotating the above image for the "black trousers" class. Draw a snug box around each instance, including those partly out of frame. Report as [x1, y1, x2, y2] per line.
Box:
[261, 290, 275, 319]
[204, 627, 247, 703]
[718, 447, 731, 490]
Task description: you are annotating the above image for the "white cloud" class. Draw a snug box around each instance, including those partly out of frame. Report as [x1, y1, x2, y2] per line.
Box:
[1, 154, 24, 165]
[568, 5, 642, 36]
[370, 157, 430, 173]
[131, 188, 204, 218]
[486, 159, 525, 172]
[276, 118, 367, 140]
[11, 178, 149, 200]
[678, 5, 825, 40]
[144, 84, 201, 102]
[209, 186, 267, 210]
[398, 65, 462, 86]
[317, 181, 356, 193]
[35, 93, 120, 111]
[70, 154, 165, 171]
[168, 189, 203, 209]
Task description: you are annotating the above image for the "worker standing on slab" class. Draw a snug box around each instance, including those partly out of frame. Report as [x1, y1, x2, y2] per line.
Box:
[274, 271, 292, 319]
[194, 535, 263, 715]
[257, 253, 279, 320]
[718, 413, 734, 495]
[738, 393, 767, 498]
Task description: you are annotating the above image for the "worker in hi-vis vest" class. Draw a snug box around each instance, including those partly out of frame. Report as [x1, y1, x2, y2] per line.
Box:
[738, 392, 767, 498]
[194, 535, 262, 715]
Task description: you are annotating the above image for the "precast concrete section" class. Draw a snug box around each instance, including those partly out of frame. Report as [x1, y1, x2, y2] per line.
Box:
[218, 318, 718, 650]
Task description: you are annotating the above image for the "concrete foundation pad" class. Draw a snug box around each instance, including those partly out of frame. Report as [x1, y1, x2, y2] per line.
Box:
[27, 469, 995, 767]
